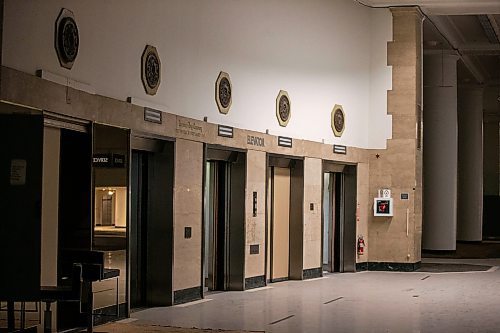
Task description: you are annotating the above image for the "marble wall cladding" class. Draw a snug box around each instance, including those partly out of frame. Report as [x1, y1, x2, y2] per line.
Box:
[173, 139, 204, 291]
[368, 8, 423, 264]
[356, 162, 370, 261]
[2, 61, 423, 271]
[245, 150, 267, 278]
[303, 158, 322, 270]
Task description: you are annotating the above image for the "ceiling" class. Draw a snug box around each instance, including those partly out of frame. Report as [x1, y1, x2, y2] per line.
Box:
[424, 14, 500, 86]
[357, 0, 500, 110]
[360, 0, 500, 15]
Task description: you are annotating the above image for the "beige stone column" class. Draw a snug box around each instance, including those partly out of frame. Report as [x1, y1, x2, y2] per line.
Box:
[368, 7, 423, 266]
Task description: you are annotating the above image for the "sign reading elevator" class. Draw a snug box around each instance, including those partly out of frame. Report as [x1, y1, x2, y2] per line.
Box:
[247, 135, 265, 147]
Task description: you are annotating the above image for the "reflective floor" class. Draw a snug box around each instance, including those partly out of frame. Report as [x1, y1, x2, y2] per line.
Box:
[93, 250, 126, 309]
[130, 259, 500, 333]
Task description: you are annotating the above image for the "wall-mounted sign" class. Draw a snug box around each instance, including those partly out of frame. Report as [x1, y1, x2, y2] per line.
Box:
[373, 198, 393, 217]
[144, 107, 162, 124]
[10, 159, 27, 186]
[247, 135, 265, 147]
[55, 8, 79, 70]
[401, 193, 409, 200]
[112, 154, 126, 168]
[250, 244, 260, 255]
[333, 144, 347, 154]
[93, 153, 125, 168]
[93, 154, 111, 167]
[378, 188, 391, 199]
[141, 45, 161, 95]
[331, 104, 345, 137]
[176, 119, 204, 138]
[276, 90, 291, 127]
[218, 125, 234, 138]
[278, 136, 293, 148]
[215, 71, 232, 114]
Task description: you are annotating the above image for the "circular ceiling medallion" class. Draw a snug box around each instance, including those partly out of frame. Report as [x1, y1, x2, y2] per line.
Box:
[215, 71, 232, 114]
[331, 104, 345, 137]
[276, 90, 291, 127]
[55, 9, 79, 69]
[141, 45, 161, 95]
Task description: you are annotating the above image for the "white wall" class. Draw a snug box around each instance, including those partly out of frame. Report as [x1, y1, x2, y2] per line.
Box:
[3, 0, 392, 149]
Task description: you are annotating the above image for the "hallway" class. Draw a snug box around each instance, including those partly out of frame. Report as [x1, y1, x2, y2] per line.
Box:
[110, 259, 500, 333]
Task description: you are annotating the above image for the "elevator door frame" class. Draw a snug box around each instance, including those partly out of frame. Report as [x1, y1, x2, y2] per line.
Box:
[321, 162, 357, 274]
[202, 145, 246, 294]
[265, 154, 304, 283]
[129, 133, 175, 311]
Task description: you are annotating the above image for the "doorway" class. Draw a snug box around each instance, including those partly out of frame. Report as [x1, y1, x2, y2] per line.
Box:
[130, 136, 174, 308]
[266, 155, 304, 282]
[322, 172, 343, 272]
[321, 162, 357, 273]
[203, 147, 246, 292]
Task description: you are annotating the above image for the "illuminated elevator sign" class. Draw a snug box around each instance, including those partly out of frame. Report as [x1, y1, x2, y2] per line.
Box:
[278, 136, 292, 148]
[333, 145, 347, 155]
[112, 154, 125, 168]
[93, 154, 111, 167]
[247, 135, 265, 147]
[218, 125, 234, 138]
[144, 107, 163, 124]
[93, 153, 125, 168]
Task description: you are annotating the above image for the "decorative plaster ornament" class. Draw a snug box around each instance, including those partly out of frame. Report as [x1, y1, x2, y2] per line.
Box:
[276, 90, 291, 127]
[141, 45, 161, 95]
[215, 71, 232, 114]
[331, 104, 345, 137]
[55, 8, 79, 69]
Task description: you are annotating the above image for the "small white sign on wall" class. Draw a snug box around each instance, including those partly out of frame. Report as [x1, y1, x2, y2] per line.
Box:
[10, 159, 27, 185]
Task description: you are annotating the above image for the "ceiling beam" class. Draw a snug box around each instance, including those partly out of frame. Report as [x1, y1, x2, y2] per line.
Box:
[458, 43, 500, 55]
[428, 15, 486, 84]
[488, 14, 500, 41]
[359, 0, 500, 15]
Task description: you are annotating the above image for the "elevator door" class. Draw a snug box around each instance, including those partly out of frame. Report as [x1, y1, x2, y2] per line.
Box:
[323, 172, 344, 273]
[271, 167, 291, 281]
[205, 161, 230, 291]
[130, 151, 148, 308]
[130, 139, 174, 307]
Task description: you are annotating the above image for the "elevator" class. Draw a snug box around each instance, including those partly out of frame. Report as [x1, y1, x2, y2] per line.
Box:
[130, 135, 174, 308]
[266, 155, 304, 282]
[321, 162, 357, 273]
[203, 147, 246, 292]
[1, 107, 94, 331]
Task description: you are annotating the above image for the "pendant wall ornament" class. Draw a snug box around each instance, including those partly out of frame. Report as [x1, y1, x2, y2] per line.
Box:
[55, 8, 79, 69]
[331, 104, 345, 137]
[276, 90, 291, 127]
[215, 71, 232, 114]
[141, 45, 161, 95]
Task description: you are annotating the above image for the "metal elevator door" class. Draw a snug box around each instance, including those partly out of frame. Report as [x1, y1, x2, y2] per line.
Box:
[323, 172, 346, 272]
[205, 161, 230, 291]
[271, 167, 291, 281]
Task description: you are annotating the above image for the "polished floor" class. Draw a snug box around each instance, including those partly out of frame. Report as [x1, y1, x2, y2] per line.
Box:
[129, 259, 500, 333]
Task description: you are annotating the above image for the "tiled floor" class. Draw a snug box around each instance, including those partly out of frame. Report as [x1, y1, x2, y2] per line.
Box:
[127, 259, 500, 333]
